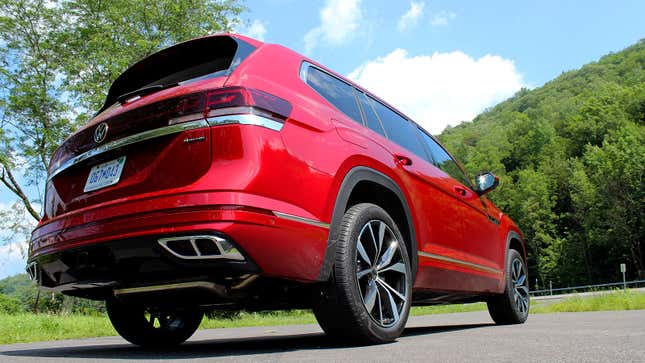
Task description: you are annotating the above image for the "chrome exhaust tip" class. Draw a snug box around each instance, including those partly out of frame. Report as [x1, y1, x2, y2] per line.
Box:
[26, 262, 38, 281]
[158, 235, 245, 261]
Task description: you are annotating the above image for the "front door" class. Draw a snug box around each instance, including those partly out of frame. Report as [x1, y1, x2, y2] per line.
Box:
[416, 130, 503, 291]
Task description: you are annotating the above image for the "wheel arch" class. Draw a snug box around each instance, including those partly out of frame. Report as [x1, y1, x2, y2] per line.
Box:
[317, 166, 418, 281]
[505, 230, 527, 278]
[506, 231, 525, 258]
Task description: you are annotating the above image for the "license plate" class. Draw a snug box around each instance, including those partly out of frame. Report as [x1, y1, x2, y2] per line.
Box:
[83, 156, 126, 192]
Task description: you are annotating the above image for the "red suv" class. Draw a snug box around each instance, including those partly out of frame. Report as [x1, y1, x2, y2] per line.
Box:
[27, 34, 528, 346]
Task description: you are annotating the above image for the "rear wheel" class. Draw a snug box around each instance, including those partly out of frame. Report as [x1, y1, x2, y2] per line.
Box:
[487, 249, 529, 324]
[313, 203, 412, 344]
[106, 298, 203, 347]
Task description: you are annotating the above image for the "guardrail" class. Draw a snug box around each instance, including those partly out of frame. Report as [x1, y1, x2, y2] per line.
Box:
[530, 279, 645, 296]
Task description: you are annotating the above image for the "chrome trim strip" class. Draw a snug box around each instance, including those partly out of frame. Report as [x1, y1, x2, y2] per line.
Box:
[299, 60, 311, 81]
[48, 120, 209, 180]
[114, 281, 219, 295]
[207, 113, 284, 131]
[299, 61, 356, 91]
[273, 211, 330, 229]
[418, 251, 501, 275]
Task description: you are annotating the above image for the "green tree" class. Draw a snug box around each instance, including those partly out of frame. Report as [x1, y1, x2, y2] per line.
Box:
[0, 0, 69, 221]
[0, 293, 23, 314]
[0, 0, 242, 249]
[60, 0, 242, 113]
[577, 124, 644, 277]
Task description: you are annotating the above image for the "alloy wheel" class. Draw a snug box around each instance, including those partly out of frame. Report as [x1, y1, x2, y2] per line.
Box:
[355, 219, 408, 327]
[511, 258, 529, 313]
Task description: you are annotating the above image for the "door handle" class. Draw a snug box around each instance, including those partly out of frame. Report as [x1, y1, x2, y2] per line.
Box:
[394, 154, 413, 166]
[453, 185, 469, 197]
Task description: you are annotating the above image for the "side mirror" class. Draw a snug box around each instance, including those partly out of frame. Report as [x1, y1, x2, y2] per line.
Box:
[474, 172, 499, 196]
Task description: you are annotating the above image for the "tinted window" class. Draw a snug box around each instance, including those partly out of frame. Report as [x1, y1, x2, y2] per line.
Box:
[418, 130, 472, 187]
[305, 66, 363, 123]
[357, 93, 386, 137]
[369, 97, 427, 159]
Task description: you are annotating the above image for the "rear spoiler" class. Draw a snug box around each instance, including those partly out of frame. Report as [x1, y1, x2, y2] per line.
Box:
[98, 35, 256, 114]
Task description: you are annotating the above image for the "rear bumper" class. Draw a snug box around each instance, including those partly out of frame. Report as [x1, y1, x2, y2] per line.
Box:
[28, 233, 260, 299]
[28, 190, 330, 290]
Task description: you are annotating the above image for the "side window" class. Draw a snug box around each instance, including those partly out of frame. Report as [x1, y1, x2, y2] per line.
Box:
[305, 66, 363, 123]
[369, 96, 428, 159]
[356, 92, 386, 137]
[418, 129, 473, 187]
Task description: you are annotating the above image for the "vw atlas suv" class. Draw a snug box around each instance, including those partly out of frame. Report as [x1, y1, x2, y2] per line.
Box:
[27, 34, 529, 346]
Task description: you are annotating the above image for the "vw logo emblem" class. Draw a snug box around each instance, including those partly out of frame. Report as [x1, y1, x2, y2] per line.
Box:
[94, 122, 109, 143]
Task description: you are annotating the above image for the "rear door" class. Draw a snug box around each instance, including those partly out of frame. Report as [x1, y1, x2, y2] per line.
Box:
[363, 97, 466, 271]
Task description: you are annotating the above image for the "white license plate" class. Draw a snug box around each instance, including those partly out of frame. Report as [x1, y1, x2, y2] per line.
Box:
[83, 156, 126, 193]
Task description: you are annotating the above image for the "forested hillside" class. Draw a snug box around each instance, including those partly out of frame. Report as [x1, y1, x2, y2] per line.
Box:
[439, 40, 644, 288]
[0, 274, 104, 314]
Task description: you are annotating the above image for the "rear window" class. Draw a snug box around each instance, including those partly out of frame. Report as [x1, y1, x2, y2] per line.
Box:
[369, 97, 428, 160]
[304, 66, 363, 123]
[357, 92, 386, 137]
[100, 36, 255, 112]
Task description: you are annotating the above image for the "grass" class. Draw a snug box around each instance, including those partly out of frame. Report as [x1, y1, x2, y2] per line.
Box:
[411, 302, 487, 316]
[0, 313, 116, 345]
[531, 289, 645, 313]
[0, 290, 643, 345]
[201, 310, 316, 329]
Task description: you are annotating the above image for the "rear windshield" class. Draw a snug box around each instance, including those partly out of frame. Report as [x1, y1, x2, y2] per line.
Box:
[99, 36, 255, 113]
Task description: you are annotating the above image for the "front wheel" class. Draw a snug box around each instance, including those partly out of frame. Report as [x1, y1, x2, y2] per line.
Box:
[487, 249, 529, 324]
[106, 298, 203, 347]
[313, 203, 412, 344]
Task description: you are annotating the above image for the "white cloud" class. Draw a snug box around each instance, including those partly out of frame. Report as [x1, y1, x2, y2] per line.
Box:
[348, 49, 524, 134]
[0, 242, 26, 278]
[235, 19, 267, 41]
[304, 0, 362, 53]
[430, 10, 456, 26]
[0, 201, 37, 278]
[398, 2, 425, 32]
[0, 201, 38, 254]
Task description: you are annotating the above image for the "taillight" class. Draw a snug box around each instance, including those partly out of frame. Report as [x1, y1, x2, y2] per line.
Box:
[169, 87, 292, 130]
[248, 89, 292, 119]
[167, 93, 206, 125]
[205, 87, 292, 120]
[205, 87, 250, 110]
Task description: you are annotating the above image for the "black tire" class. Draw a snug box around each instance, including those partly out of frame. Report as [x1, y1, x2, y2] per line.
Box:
[487, 249, 529, 324]
[313, 203, 412, 344]
[106, 298, 203, 347]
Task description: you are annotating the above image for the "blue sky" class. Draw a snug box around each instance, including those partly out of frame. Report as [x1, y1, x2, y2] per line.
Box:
[1, 0, 644, 278]
[235, 0, 644, 133]
[242, 0, 644, 86]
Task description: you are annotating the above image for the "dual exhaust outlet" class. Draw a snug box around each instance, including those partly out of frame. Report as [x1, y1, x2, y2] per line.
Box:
[157, 235, 245, 261]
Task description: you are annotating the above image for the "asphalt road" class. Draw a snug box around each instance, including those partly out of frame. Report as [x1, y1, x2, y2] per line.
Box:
[1, 310, 644, 362]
